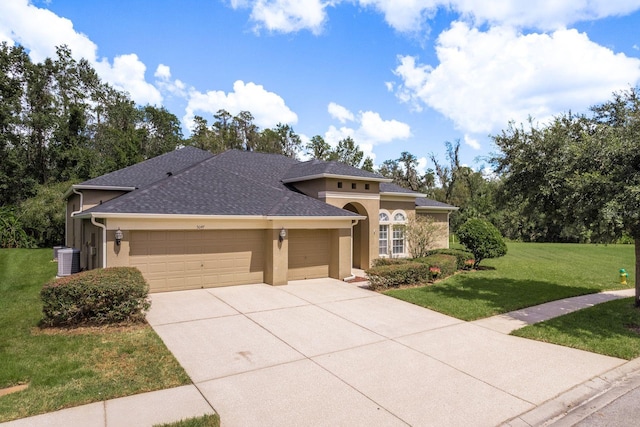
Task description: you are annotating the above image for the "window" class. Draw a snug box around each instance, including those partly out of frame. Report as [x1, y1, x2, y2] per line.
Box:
[394, 212, 406, 222]
[392, 226, 405, 255]
[351, 183, 356, 189]
[379, 225, 388, 255]
[379, 211, 390, 256]
[365, 183, 370, 190]
[337, 182, 342, 188]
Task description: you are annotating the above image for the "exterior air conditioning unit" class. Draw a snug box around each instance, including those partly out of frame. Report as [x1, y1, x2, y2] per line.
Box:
[58, 248, 81, 277]
[53, 246, 66, 261]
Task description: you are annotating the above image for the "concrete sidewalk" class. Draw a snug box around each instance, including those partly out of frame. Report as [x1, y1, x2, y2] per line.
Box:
[1, 284, 636, 427]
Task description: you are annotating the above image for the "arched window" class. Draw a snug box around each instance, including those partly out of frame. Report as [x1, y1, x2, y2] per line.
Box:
[391, 210, 407, 256]
[393, 212, 406, 222]
[379, 212, 389, 222]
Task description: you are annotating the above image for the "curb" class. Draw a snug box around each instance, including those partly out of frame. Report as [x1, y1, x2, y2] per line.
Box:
[501, 357, 640, 426]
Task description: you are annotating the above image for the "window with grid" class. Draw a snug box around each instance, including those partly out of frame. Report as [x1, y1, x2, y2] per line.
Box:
[379, 225, 388, 255]
[392, 226, 405, 255]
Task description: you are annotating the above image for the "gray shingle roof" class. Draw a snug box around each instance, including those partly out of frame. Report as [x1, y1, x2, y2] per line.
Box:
[415, 197, 457, 209]
[282, 159, 389, 182]
[83, 150, 359, 218]
[380, 182, 421, 194]
[80, 146, 214, 189]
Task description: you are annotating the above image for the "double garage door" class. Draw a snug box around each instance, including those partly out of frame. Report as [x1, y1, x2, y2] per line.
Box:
[129, 229, 331, 292]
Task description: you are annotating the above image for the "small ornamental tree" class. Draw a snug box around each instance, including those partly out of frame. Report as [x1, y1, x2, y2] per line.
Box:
[457, 218, 507, 268]
[405, 213, 440, 258]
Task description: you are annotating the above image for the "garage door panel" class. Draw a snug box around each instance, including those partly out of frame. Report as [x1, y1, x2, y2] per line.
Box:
[288, 230, 330, 280]
[130, 230, 264, 292]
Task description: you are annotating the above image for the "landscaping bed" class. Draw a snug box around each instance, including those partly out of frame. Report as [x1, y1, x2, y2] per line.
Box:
[0, 249, 190, 423]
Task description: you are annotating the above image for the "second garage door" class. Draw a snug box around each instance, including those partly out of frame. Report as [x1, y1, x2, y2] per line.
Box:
[129, 230, 264, 292]
[288, 229, 330, 280]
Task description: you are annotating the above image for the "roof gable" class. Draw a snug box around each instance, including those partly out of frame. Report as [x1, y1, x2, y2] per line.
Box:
[282, 159, 390, 183]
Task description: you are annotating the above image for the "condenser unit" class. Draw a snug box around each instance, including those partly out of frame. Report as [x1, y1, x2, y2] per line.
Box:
[53, 245, 66, 261]
[57, 248, 80, 277]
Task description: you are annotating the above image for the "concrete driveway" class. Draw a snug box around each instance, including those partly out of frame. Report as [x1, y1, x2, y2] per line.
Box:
[146, 278, 624, 427]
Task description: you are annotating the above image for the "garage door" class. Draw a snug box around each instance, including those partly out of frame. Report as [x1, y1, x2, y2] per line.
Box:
[130, 230, 264, 292]
[288, 229, 330, 280]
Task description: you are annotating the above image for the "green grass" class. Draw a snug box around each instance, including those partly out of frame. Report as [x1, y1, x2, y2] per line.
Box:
[155, 413, 221, 427]
[0, 249, 191, 423]
[385, 242, 635, 321]
[512, 298, 640, 359]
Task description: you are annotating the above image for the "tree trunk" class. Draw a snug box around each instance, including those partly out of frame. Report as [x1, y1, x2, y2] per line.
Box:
[636, 238, 640, 307]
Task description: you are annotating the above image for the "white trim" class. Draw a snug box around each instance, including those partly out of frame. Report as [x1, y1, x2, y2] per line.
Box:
[380, 191, 427, 198]
[64, 184, 135, 198]
[282, 173, 392, 184]
[74, 212, 366, 222]
[318, 191, 380, 200]
[416, 205, 459, 212]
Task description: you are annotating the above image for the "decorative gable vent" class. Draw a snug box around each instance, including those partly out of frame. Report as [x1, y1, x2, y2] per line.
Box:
[57, 248, 80, 277]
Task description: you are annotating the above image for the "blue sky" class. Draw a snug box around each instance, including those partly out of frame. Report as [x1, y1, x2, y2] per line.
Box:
[2, 1, 640, 173]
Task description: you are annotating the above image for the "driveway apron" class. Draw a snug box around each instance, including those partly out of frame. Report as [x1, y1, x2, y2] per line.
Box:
[147, 279, 625, 427]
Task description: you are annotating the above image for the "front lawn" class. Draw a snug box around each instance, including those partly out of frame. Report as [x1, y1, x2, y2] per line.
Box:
[512, 297, 640, 360]
[0, 249, 190, 422]
[385, 243, 634, 321]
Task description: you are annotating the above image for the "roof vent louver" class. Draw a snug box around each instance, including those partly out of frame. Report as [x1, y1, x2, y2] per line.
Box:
[57, 248, 81, 277]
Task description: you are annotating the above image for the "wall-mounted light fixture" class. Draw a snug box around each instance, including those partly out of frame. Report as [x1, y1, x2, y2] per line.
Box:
[115, 228, 123, 246]
[279, 227, 287, 242]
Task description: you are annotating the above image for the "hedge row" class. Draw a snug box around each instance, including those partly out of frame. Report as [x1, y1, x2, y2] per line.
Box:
[366, 249, 474, 290]
[366, 262, 430, 290]
[41, 267, 150, 327]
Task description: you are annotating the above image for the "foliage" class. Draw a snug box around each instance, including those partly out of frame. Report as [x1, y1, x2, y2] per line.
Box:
[155, 414, 221, 427]
[18, 181, 70, 247]
[426, 248, 474, 270]
[372, 257, 410, 267]
[378, 151, 435, 194]
[457, 218, 507, 268]
[40, 267, 151, 326]
[414, 254, 458, 278]
[365, 262, 430, 290]
[385, 242, 634, 321]
[512, 298, 640, 360]
[304, 134, 365, 167]
[0, 249, 189, 422]
[0, 207, 35, 248]
[405, 213, 440, 258]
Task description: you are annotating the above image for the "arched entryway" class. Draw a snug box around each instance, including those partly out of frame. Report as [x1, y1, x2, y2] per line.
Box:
[343, 202, 370, 269]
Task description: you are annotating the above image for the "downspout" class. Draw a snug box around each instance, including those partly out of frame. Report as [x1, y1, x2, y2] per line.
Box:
[90, 215, 107, 269]
[70, 188, 84, 249]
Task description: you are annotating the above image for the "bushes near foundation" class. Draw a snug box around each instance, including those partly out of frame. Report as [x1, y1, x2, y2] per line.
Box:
[41, 267, 150, 327]
[366, 262, 430, 290]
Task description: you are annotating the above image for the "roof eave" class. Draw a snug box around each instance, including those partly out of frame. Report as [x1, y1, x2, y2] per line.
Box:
[416, 205, 459, 211]
[63, 184, 136, 199]
[282, 173, 392, 184]
[73, 212, 365, 221]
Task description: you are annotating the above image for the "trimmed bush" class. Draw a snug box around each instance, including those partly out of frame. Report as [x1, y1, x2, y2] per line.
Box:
[457, 218, 507, 268]
[372, 257, 411, 267]
[41, 267, 150, 327]
[426, 248, 474, 270]
[365, 262, 430, 290]
[414, 254, 458, 278]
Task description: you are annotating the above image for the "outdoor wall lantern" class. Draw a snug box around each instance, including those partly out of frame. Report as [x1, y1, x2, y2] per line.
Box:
[279, 227, 287, 242]
[115, 228, 123, 246]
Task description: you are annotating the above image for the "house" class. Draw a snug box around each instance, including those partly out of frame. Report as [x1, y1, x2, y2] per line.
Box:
[64, 147, 457, 292]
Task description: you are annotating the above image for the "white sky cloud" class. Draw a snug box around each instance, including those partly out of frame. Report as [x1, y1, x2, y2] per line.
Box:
[393, 22, 640, 134]
[323, 109, 411, 161]
[464, 134, 481, 150]
[327, 102, 355, 123]
[184, 80, 298, 130]
[230, 0, 331, 34]
[0, 0, 162, 105]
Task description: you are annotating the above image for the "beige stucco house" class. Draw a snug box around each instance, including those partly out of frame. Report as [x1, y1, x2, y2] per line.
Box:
[65, 147, 457, 292]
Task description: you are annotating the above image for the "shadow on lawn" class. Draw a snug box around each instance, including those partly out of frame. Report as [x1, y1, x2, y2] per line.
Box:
[391, 275, 598, 320]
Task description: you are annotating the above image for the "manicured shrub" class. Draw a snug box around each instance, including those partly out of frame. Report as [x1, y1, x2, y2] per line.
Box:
[372, 257, 411, 267]
[426, 248, 474, 270]
[457, 218, 507, 268]
[414, 254, 458, 278]
[365, 262, 430, 290]
[41, 267, 150, 327]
